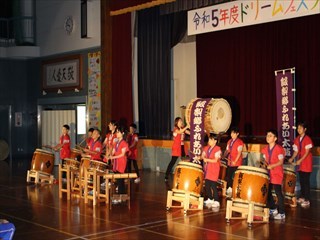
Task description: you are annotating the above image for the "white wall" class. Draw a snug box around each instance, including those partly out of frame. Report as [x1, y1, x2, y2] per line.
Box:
[173, 41, 197, 119]
[36, 0, 101, 56]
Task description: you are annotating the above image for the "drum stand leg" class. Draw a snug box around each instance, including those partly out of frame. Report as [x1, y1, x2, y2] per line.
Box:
[26, 170, 54, 184]
[225, 200, 269, 228]
[166, 190, 203, 214]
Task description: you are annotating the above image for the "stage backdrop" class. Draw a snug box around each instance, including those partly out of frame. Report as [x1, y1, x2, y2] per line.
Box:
[196, 13, 320, 143]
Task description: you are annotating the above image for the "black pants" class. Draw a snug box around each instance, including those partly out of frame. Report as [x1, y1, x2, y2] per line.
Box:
[127, 159, 140, 177]
[205, 179, 219, 201]
[267, 183, 285, 214]
[226, 166, 238, 189]
[116, 177, 126, 194]
[165, 156, 179, 178]
[299, 171, 311, 201]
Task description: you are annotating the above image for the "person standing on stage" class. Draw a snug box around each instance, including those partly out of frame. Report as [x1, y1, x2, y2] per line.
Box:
[53, 124, 71, 164]
[165, 117, 190, 181]
[109, 126, 129, 197]
[224, 127, 244, 197]
[83, 128, 102, 161]
[103, 120, 118, 163]
[201, 133, 221, 209]
[127, 123, 140, 183]
[261, 129, 286, 220]
[288, 122, 313, 207]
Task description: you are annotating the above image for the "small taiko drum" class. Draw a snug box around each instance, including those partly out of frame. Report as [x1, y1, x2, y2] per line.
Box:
[70, 148, 82, 160]
[283, 167, 296, 204]
[64, 158, 80, 170]
[172, 161, 204, 199]
[89, 160, 108, 173]
[185, 98, 232, 134]
[31, 148, 54, 174]
[232, 166, 269, 210]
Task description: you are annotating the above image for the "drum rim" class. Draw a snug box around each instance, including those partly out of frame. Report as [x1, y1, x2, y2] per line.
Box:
[35, 148, 54, 155]
[237, 165, 269, 174]
[177, 161, 203, 169]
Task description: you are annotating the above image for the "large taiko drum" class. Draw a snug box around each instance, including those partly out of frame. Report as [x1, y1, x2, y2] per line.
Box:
[232, 166, 269, 210]
[283, 167, 296, 203]
[185, 98, 232, 134]
[70, 148, 82, 160]
[172, 161, 204, 199]
[31, 149, 54, 174]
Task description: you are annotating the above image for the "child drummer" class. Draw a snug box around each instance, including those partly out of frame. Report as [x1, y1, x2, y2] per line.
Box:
[261, 129, 286, 220]
[199, 133, 221, 209]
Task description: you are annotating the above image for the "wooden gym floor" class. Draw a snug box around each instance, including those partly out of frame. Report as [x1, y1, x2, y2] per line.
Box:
[0, 160, 319, 240]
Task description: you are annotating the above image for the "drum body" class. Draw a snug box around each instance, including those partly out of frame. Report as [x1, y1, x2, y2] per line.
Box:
[283, 168, 296, 199]
[64, 158, 80, 170]
[272, 167, 296, 205]
[232, 166, 269, 210]
[185, 98, 232, 134]
[172, 161, 204, 199]
[219, 159, 227, 181]
[89, 160, 108, 173]
[70, 148, 82, 160]
[31, 149, 54, 174]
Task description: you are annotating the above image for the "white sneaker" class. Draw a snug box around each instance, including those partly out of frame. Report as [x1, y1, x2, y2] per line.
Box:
[211, 201, 220, 208]
[134, 178, 140, 183]
[204, 199, 214, 207]
[269, 209, 278, 217]
[297, 198, 305, 204]
[274, 213, 285, 220]
[301, 200, 310, 207]
[112, 199, 121, 204]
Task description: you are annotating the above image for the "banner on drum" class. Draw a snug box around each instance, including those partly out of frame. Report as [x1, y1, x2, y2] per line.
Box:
[275, 67, 296, 157]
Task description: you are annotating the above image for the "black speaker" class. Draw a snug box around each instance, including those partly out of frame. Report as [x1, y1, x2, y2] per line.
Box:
[81, 0, 87, 38]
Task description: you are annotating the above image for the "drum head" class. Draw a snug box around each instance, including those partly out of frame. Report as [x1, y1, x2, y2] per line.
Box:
[36, 148, 53, 155]
[208, 99, 232, 134]
[0, 140, 9, 161]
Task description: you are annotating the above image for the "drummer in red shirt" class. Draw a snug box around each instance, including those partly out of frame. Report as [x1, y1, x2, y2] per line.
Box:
[224, 126, 244, 197]
[103, 120, 118, 164]
[288, 121, 314, 207]
[165, 117, 190, 181]
[261, 129, 285, 220]
[83, 128, 102, 161]
[108, 125, 129, 196]
[53, 124, 71, 164]
[201, 133, 222, 209]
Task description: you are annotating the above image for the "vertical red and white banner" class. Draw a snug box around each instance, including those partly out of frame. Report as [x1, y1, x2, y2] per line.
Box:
[275, 68, 296, 157]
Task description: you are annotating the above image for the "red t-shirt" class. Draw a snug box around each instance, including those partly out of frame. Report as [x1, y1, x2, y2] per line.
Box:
[226, 138, 244, 167]
[203, 145, 221, 181]
[60, 134, 71, 159]
[127, 133, 138, 160]
[112, 140, 129, 173]
[89, 140, 102, 161]
[171, 127, 184, 157]
[261, 144, 285, 185]
[292, 135, 313, 172]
